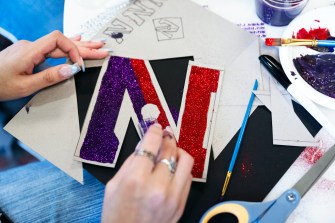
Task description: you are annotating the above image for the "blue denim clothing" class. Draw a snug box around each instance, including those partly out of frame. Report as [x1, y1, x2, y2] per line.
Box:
[0, 161, 105, 222]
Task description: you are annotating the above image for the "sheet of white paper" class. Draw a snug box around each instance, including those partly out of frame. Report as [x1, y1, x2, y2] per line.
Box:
[264, 129, 335, 223]
[63, 0, 132, 40]
[211, 40, 263, 158]
[87, 0, 258, 65]
[270, 79, 317, 146]
[4, 79, 83, 183]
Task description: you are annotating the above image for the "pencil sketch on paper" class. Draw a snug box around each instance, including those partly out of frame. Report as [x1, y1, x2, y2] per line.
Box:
[103, 0, 165, 44]
[153, 17, 184, 41]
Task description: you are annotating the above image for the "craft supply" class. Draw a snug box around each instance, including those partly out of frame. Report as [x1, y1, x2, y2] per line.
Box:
[75, 56, 224, 181]
[255, 0, 308, 26]
[200, 142, 335, 223]
[259, 55, 335, 138]
[220, 79, 258, 199]
[265, 38, 335, 47]
[293, 53, 335, 98]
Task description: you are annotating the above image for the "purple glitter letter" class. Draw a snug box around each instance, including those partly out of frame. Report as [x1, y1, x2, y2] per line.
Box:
[80, 56, 146, 163]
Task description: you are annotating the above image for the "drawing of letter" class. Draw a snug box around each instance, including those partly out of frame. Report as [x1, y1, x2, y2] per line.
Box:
[153, 17, 184, 41]
[147, 0, 166, 7]
[123, 0, 155, 26]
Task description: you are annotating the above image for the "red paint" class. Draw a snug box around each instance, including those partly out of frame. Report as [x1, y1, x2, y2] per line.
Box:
[314, 19, 320, 23]
[265, 38, 274, 46]
[301, 147, 324, 165]
[293, 27, 331, 40]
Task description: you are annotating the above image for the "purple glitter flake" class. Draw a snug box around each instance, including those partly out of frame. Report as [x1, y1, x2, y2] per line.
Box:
[80, 56, 147, 163]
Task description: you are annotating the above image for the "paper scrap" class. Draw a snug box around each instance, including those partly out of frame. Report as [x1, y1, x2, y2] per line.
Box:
[4, 79, 83, 183]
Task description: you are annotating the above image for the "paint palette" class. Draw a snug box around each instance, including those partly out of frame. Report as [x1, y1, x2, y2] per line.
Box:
[280, 6, 335, 110]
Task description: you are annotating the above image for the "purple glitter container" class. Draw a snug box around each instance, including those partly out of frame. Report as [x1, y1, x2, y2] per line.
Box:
[255, 0, 308, 26]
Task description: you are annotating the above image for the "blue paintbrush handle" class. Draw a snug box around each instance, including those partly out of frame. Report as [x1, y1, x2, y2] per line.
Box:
[228, 79, 258, 172]
[317, 40, 335, 47]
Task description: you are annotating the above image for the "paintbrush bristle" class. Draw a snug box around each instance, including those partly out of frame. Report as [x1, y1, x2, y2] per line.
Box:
[265, 38, 283, 46]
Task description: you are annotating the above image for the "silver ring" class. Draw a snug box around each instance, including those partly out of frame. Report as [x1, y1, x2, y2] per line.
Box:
[134, 148, 156, 163]
[159, 157, 177, 174]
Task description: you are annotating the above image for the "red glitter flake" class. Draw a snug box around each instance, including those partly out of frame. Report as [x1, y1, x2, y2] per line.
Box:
[301, 146, 324, 165]
[239, 159, 253, 178]
[316, 178, 335, 190]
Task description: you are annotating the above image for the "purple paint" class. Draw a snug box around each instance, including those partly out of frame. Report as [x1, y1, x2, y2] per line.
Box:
[80, 56, 147, 163]
[255, 0, 307, 26]
[111, 32, 123, 39]
[293, 53, 335, 98]
[139, 118, 156, 137]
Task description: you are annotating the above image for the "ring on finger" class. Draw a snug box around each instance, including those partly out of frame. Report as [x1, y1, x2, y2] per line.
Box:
[159, 156, 177, 174]
[134, 148, 157, 164]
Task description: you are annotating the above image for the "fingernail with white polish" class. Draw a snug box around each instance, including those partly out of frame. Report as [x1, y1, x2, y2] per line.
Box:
[91, 38, 107, 43]
[80, 57, 85, 72]
[59, 63, 81, 78]
[99, 48, 113, 53]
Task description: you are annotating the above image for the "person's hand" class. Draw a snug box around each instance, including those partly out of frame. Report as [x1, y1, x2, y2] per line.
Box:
[102, 124, 194, 223]
[0, 31, 109, 101]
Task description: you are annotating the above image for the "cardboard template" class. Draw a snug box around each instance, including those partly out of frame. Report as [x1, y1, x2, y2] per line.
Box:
[4, 79, 84, 183]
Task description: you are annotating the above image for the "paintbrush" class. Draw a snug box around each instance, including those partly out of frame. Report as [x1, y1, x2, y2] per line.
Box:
[265, 38, 335, 47]
[219, 79, 258, 201]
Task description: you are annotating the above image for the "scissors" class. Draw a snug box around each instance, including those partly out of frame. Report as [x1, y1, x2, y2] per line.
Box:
[200, 144, 335, 223]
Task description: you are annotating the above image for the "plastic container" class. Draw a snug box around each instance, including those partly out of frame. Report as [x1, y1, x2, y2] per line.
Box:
[255, 0, 308, 26]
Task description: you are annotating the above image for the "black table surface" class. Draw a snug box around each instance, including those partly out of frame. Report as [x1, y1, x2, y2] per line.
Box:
[75, 57, 321, 222]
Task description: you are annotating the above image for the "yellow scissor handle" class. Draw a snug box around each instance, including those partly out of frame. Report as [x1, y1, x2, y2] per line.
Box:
[200, 203, 249, 223]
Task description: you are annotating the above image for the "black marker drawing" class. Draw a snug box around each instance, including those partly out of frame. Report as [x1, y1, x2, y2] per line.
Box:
[153, 17, 184, 41]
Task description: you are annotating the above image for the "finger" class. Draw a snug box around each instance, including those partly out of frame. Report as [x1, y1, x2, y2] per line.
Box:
[111, 154, 136, 183]
[70, 35, 82, 41]
[31, 30, 82, 66]
[48, 44, 109, 59]
[152, 126, 178, 183]
[172, 175, 192, 222]
[22, 63, 81, 94]
[170, 149, 194, 198]
[76, 47, 109, 60]
[74, 40, 105, 48]
[131, 123, 163, 174]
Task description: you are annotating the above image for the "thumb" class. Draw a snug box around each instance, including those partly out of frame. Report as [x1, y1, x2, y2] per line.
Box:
[28, 63, 81, 92]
